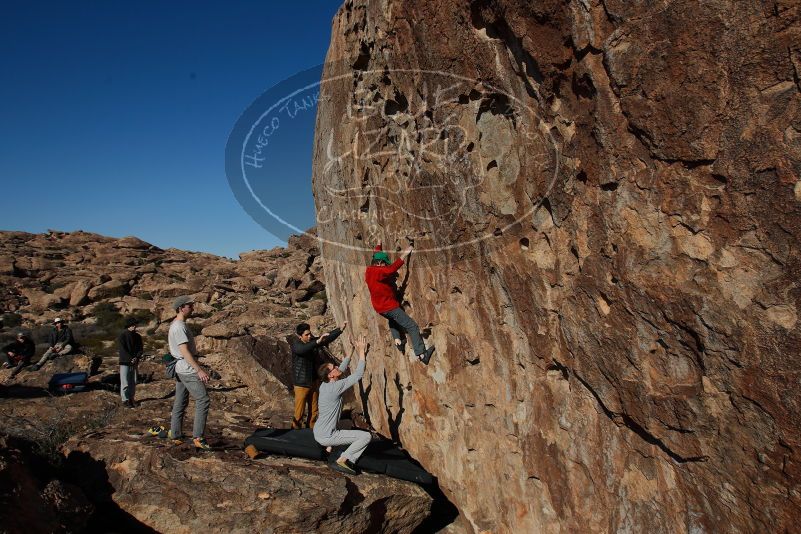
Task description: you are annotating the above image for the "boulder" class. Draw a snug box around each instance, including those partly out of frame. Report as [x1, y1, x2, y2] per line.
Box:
[20, 288, 62, 311]
[115, 236, 154, 250]
[0, 255, 15, 275]
[68, 280, 93, 306]
[312, 0, 801, 531]
[87, 279, 129, 301]
[62, 432, 431, 534]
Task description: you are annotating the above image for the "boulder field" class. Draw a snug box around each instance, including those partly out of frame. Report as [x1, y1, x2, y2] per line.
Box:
[0, 230, 433, 533]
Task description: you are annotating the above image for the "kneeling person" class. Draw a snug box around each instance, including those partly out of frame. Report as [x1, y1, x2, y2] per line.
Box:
[314, 335, 370, 475]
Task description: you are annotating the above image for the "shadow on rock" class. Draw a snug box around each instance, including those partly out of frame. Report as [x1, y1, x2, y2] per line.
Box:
[62, 449, 158, 533]
[0, 384, 51, 399]
[413, 479, 460, 534]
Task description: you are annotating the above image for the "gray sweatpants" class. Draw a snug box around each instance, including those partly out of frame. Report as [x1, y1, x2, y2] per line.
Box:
[120, 364, 137, 402]
[381, 307, 426, 356]
[316, 430, 371, 464]
[170, 372, 210, 438]
[35, 344, 73, 367]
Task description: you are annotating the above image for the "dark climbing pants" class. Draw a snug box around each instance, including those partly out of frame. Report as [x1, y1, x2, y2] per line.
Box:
[2, 353, 30, 378]
[381, 307, 426, 356]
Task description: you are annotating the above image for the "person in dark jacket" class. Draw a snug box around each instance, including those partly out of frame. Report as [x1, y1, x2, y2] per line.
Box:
[365, 244, 435, 365]
[32, 318, 77, 370]
[2, 331, 36, 378]
[117, 317, 144, 408]
[290, 321, 347, 429]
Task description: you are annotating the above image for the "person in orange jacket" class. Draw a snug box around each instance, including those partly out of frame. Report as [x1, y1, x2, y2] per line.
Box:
[365, 244, 435, 365]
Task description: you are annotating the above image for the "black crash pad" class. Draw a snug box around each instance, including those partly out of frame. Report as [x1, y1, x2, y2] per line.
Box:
[244, 428, 433, 485]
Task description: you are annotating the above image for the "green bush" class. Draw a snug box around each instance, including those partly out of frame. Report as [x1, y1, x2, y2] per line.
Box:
[1, 312, 23, 328]
[129, 309, 155, 325]
[92, 302, 125, 331]
[92, 303, 154, 332]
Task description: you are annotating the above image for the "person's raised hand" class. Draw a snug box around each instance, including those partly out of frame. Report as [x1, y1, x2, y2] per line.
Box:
[403, 245, 413, 258]
[354, 335, 369, 357]
[341, 320, 348, 330]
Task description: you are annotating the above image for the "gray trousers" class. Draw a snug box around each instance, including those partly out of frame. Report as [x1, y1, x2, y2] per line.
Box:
[170, 371, 210, 438]
[316, 430, 371, 464]
[35, 344, 72, 367]
[381, 307, 426, 356]
[120, 364, 137, 401]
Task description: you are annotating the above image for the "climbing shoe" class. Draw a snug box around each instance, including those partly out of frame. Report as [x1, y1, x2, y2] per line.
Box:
[331, 458, 357, 475]
[168, 430, 185, 444]
[147, 425, 166, 437]
[244, 444, 260, 459]
[193, 437, 212, 450]
[418, 346, 436, 365]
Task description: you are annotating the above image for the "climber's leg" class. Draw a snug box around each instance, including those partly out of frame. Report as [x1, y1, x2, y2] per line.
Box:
[382, 307, 426, 356]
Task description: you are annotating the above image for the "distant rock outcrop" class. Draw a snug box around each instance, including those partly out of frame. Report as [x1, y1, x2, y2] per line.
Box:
[313, 0, 801, 532]
[0, 230, 432, 531]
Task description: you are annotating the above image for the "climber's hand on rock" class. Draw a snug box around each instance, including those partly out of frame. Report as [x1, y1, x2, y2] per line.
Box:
[402, 246, 413, 259]
[341, 320, 348, 330]
[354, 335, 368, 357]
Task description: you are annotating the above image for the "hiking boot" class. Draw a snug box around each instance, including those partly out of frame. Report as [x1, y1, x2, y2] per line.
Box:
[418, 346, 436, 365]
[193, 437, 212, 451]
[244, 444, 260, 459]
[330, 458, 357, 475]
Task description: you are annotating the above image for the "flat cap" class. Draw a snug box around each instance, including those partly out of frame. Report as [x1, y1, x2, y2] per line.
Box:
[172, 295, 195, 310]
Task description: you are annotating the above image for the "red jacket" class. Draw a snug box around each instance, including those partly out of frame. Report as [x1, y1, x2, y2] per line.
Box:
[365, 258, 404, 313]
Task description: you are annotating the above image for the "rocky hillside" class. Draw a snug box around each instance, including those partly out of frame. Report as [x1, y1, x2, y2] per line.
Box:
[313, 0, 801, 532]
[0, 230, 434, 532]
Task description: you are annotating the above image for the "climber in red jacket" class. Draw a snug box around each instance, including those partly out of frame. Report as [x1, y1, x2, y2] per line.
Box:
[365, 244, 435, 365]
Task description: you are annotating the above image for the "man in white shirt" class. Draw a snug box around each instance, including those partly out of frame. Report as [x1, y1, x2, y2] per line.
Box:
[168, 295, 211, 450]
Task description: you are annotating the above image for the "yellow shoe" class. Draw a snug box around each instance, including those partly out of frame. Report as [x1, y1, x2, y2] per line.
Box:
[244, 444, 260, 459]
[193, 437, 212, 450]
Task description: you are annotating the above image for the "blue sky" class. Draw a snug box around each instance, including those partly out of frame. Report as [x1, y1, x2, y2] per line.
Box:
[0, 1, 342, 258]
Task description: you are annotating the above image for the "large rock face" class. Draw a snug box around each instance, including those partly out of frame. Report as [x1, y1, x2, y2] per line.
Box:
[313, 0, 801, 532]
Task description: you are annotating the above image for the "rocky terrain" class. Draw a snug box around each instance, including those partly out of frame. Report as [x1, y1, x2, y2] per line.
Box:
[0, 230, 434, 533]
[312, 0, 801, 532]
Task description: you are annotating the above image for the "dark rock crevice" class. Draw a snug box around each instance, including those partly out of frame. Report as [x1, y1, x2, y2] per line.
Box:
[572, 371, 709, 464]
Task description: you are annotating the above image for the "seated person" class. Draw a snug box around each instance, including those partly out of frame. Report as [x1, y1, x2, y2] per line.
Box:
[32, 317, 76, 370]
[2, 331, 35, 378]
